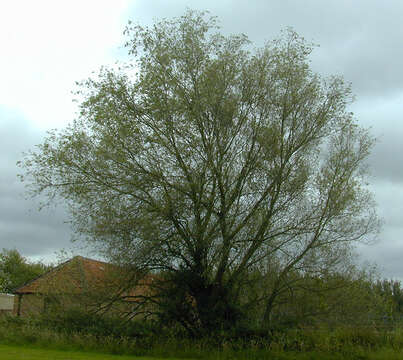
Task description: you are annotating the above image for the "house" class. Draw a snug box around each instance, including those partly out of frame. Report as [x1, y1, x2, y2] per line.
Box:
[13, 256, 153, 317]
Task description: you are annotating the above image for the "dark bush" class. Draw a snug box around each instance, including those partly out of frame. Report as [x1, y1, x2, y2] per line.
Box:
[35, 308, 156, 339]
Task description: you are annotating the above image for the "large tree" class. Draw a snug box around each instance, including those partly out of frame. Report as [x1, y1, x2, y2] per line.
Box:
[19, 11, 379, 332]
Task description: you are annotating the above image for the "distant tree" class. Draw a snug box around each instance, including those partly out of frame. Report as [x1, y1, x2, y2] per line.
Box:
[19, 11, 380, 333]
[0, 249, 49, 293]
[268, 265, 390, 327]
[375, 279, 403, 316]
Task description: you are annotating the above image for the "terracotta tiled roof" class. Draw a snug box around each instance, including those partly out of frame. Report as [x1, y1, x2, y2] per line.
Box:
[14, 256, 114, 295]
[13, 256, 160, 304]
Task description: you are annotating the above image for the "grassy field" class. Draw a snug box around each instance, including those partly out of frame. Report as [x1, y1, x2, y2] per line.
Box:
[5, 316, 403, 360]
[4, 344, 403, 360]
[0, 344, 187, 360]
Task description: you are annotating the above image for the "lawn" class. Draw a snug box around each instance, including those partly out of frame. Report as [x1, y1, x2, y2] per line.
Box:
[5, 343, 403, 360]
[0, 344, 187, 360]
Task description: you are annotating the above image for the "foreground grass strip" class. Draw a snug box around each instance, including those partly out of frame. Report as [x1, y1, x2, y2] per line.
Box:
[5, 344, 403, 360]
[0, 344, 186, 360]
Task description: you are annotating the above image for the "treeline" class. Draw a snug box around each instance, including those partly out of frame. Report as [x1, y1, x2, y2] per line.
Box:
[256, 271, 403, 329]
[373, 278, 403, 320]
[0, 249, 50, 293]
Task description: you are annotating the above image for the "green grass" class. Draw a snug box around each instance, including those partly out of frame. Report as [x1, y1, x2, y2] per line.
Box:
[5, 316, 403, 360]
[4, 344, 403, 360]
[0, 344, 189, 360]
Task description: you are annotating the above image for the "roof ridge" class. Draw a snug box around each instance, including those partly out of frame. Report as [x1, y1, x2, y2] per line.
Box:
[13, 256, 74, 294]
[75, 255, 110, 265]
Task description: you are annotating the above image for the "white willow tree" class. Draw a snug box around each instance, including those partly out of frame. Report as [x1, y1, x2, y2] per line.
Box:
[19, 11, 379, 333]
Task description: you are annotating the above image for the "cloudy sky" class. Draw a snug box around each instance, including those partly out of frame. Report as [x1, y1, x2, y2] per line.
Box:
[1, 1, 402, 277]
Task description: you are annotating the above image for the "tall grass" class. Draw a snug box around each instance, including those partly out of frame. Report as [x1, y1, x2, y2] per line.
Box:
[2, 314, 403, 359]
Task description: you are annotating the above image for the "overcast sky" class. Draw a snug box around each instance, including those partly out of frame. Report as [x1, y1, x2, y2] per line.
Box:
[1, 1, 402, 278]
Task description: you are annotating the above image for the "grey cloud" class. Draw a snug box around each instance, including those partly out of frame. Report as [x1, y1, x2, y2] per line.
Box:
[351, 96, 403, 185]
[357, 227, 403, 280]
[0, 108, 76, 258]
[358, 181, 403, 279]
[369, 181, 403, 228]
[368, 133, 403, 184]
[129, 0, 403, 98]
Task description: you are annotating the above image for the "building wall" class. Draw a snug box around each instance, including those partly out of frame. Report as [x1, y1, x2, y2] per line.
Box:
[0, 294, 14, 310]
[14, 294, 45, 316]
[13, 291, 141, 318]
[13, 293, 87, 317]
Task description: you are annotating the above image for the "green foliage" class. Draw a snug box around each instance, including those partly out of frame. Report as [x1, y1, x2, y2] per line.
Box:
[155, 268, 245, 336]
[265, 267, 393, 329]
[0, 249, 49, 293]
[374, 279, 403, 316]
[5, 314, 403, 360]
[36, 308, 156, 339]
[19, 10, 380, 333]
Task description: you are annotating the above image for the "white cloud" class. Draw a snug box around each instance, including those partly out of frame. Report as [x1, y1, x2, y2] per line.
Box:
[0, 0, 130, 131]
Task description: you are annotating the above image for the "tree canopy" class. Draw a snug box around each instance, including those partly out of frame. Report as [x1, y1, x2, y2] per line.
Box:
[0, 249, 49, 293]
[19, 11, 379, 333]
